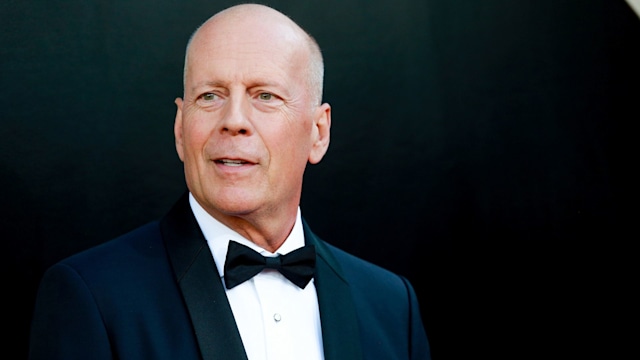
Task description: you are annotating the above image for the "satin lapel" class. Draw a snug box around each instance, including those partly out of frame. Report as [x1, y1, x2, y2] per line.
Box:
[160, 192, 248, 360]
[303, 219, 364, 360]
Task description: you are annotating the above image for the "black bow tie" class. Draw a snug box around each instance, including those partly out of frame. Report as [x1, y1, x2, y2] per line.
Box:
[223, 240, 316, 290]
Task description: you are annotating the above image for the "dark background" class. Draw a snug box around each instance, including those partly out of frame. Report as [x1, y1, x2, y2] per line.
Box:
[2, 0, 638, 359]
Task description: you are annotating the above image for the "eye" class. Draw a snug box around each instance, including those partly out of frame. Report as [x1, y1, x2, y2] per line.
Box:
[201, 93, 217, 101]
[258, 93, 273, 101]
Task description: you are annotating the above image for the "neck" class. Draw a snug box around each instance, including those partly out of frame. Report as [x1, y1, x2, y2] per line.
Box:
[213, 207, 298, 253]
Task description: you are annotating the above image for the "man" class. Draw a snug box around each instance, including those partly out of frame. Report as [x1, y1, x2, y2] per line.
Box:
[29, 3, 431, 360]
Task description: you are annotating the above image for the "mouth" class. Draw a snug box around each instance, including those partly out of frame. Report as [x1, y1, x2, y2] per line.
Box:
[215, 159, 252, 167]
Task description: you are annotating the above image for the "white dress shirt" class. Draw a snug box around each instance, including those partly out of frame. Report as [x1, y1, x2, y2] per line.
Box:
[189, 193, 324, 360]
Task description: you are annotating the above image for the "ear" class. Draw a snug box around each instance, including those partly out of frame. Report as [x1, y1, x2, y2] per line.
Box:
[308, 102, 331, 164]
[174, 97, 185, 162]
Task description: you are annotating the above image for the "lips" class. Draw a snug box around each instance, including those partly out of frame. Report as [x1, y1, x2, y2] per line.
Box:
[217, 159, 248, 166]
[213, 157, 260, 168]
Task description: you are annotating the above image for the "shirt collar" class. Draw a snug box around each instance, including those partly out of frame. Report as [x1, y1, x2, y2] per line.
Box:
[188, 192, 306, 278]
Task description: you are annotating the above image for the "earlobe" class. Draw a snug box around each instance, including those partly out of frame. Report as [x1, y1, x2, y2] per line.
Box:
[308, 103, 331, 164]
[174, 97, 185, 162]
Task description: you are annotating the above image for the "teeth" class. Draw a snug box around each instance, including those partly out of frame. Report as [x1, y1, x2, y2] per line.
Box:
[221, 159, 245, 166]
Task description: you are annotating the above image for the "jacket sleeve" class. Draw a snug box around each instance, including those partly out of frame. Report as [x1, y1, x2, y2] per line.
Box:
[29, 263, 114, 360]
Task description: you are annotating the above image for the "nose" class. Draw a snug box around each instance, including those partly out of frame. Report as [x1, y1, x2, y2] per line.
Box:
[219, 93, 252, 136]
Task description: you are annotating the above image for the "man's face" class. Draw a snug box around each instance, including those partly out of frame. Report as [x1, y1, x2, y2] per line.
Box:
[174, 19, 330, 224]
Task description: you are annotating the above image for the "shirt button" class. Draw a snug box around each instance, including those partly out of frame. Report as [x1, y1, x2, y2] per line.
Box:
[273, 313, 282, 322]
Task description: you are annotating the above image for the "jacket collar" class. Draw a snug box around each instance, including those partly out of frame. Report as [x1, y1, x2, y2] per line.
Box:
[160, 192, 363, 360]
[161, 192, 248, 360]
[303, 219, 364, 360]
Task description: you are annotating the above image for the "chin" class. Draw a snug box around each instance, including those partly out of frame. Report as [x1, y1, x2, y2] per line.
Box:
[209, 192, 261, 216]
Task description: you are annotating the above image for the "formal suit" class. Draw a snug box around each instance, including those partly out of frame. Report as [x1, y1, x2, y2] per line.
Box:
[29, 192, 431, 359]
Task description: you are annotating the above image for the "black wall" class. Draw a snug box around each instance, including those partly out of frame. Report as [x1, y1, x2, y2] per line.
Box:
[2, 0, 638, 358]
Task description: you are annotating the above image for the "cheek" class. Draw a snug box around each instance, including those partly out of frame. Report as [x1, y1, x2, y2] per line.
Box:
[182, 120, 212, 156]
[275, 125, 314, 169]
[277, 110, 313, 146]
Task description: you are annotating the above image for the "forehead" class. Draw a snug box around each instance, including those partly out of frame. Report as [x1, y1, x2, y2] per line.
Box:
[186, 19, 308, 89]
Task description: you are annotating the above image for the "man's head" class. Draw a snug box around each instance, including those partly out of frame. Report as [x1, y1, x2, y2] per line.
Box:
[173, 3, 331, 243]
[182, 5, 325, 108]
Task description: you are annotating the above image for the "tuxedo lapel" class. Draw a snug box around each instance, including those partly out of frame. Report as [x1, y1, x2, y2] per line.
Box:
[160, 192, 248, 360]
[303, 220, 364, 360]
[159, 193, 363, 360]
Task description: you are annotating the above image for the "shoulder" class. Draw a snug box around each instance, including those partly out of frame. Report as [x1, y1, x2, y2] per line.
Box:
[302, 218, 411, 294]
[44, 221, 167, 289]
[36, 220, 183, 316]
[321, 241, 397, 278]
[312, 231, 429, 357]
[60, 221, 163, 269]
[306, 229, 416, 307]
[320, 241, 413, 293]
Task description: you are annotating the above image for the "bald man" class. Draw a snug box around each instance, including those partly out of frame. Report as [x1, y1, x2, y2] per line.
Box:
[28, 4, 431, 360]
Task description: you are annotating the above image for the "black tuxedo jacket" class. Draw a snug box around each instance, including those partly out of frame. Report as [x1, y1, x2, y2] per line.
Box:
[29, 193, 431, 359]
